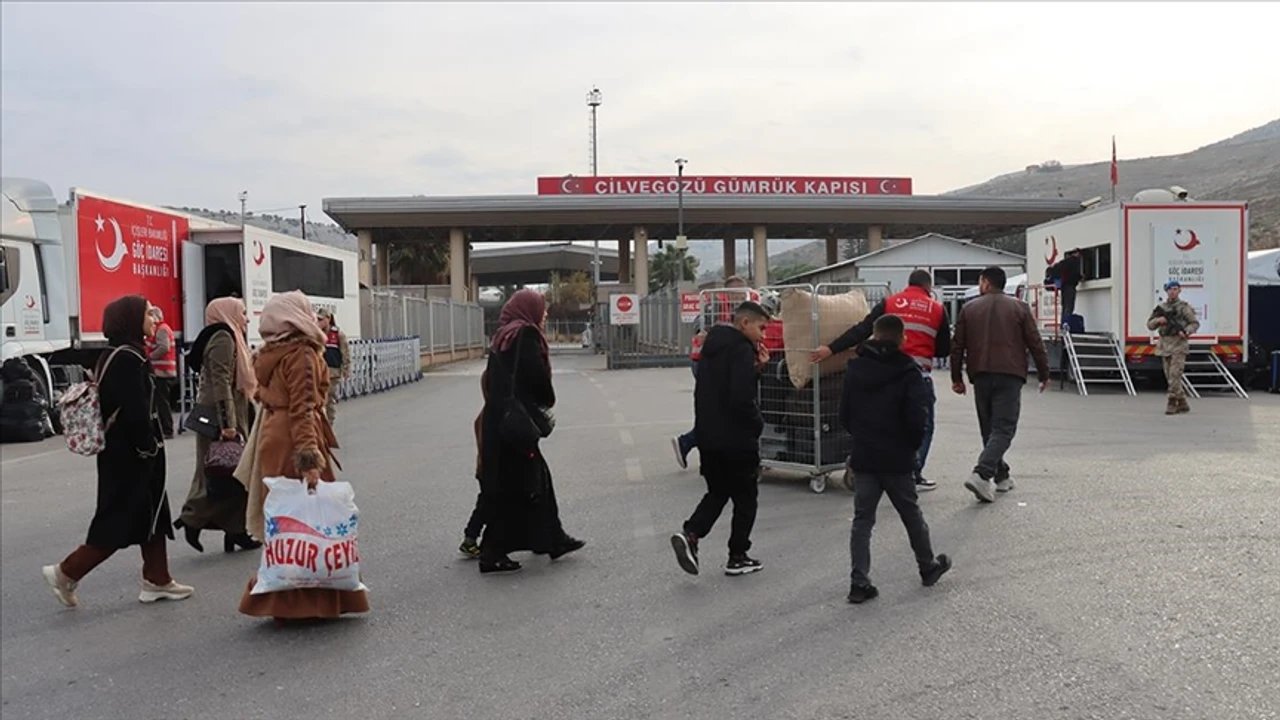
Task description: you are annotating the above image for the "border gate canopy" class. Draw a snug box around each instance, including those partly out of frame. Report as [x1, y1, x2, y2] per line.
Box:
[324, 193, 1085, 244]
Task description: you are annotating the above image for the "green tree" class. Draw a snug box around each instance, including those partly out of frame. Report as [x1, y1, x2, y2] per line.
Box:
[389, 242, 449, 285]
[649, 246, 700, 293]
[545, 271, 593, 319]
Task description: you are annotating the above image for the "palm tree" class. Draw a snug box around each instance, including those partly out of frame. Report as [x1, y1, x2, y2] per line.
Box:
[649, 246, 700, 293]
[389, 242, 449, 285]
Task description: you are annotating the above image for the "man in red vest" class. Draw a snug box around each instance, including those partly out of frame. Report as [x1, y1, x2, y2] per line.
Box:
[146, 306, 178, 438]
[810, 269, 951, 491]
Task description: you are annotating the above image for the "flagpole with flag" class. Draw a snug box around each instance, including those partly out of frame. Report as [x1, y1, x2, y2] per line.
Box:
[1110, 135, 1118, 203]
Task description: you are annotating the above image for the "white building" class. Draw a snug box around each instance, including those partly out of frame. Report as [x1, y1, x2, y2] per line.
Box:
[784, 233, 1025, 312]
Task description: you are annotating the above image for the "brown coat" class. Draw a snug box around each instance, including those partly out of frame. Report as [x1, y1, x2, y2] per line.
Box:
[238, 337, 366, 619]
[254, 338, 339, 481]
[951, 292, 1051, 385]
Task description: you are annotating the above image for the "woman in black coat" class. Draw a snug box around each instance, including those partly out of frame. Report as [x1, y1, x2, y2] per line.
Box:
[42, 295, 194, 608]
[476, 289, 584, 574]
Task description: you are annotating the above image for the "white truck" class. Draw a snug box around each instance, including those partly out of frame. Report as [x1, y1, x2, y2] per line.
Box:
[1024, 195, 1249, 384]
[2, 177, 360, 427]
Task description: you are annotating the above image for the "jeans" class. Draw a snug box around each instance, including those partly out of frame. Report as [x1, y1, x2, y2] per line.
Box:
[850, 472, 935, 587]
[916, 375, 936, 477]
[681, 362, 699, 449]
[972, 373, 1022, 481]
[684, 449, 759, 555]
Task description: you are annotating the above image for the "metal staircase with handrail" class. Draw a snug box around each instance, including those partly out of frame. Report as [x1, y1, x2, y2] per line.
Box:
[1181, 348, 1249, 399]
[1062, 330, 1136, 397]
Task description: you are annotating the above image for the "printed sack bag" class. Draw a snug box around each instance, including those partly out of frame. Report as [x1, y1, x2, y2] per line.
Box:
[251, 477, 366, 594]
[59, 346, 133, 456]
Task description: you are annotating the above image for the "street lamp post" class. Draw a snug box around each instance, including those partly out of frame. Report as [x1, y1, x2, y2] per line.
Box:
[675, 158, 688, 288]
[587, 87, 603, 291]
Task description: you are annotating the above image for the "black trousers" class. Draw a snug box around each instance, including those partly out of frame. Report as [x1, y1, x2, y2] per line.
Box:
[1061, 283, 1078, 319]
[684, 448, 759, 556]
[464, 491, 486, 540]
[153, 377, 174, 436]
[850, 472, 935, 586]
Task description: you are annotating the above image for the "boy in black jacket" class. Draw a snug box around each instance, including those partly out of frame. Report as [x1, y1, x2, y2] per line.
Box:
[671, 301, 770, 577]
[840, 315, 952, 603]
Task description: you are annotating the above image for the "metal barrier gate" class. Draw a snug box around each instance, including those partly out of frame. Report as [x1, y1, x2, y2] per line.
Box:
[606, 288, 693, 369]
[178, 337, 423, 434]
[755, 282, 893, 493]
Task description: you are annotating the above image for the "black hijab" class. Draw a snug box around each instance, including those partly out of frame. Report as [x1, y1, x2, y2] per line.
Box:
[102, 295, 149, 350]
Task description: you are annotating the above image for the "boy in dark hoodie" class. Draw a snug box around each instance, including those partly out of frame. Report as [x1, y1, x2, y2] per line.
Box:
[840, 315, 952, 603]
[671, 301, 770, 577]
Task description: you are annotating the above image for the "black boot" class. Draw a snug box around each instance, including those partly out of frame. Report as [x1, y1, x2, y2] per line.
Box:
[175, 520, 204, 553]
[224, 533, 262, 553]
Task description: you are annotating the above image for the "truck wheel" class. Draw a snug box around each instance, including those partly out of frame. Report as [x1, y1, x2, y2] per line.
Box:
[37, 372, 63, 435]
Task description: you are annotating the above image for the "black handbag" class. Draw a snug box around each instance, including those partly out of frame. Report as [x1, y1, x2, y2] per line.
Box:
[498, 333, 554, 452]
[182, 403, 220, 439]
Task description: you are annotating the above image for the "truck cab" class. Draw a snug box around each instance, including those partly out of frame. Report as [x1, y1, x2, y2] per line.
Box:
[1, 178, 72, 406]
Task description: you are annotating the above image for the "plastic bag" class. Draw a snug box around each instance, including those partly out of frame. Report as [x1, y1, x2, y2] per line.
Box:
[251, 477, 367, 595]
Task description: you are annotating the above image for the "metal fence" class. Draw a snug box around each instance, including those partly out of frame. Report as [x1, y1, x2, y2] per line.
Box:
[366, 290, 485, 351]
[335, 337, 422, 400]
[606, 287, 695, 369]
[177, 337, 423, 435]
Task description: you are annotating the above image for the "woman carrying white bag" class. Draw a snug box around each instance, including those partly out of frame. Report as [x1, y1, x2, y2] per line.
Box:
[236, 291, 369, 621]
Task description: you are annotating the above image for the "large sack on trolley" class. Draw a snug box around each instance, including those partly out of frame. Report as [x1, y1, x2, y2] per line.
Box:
[778, 288, 871, 389]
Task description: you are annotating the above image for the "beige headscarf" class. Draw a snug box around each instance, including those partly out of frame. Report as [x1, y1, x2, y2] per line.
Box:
[205, 297, 257, 399]
[259, 290, 325, 346]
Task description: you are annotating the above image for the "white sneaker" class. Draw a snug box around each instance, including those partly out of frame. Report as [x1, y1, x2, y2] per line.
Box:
[42, 565, 79, 608]
[139, 579, 194, 603]
[964, 473, 996, 503]
[995, 477, 1015, 493]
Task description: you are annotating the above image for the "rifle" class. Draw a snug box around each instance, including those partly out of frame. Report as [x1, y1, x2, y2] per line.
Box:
[1151, 305, 1186, 337]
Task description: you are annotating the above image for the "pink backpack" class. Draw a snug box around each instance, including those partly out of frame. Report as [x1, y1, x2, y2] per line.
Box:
[59, 346, 138, 456]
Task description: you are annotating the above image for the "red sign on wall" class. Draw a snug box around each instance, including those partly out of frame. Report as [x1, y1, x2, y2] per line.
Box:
[76, 195, 188, 335]
[537, 175, 912, 196]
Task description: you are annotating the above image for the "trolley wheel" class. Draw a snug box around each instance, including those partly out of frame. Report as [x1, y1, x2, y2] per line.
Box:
[809, 474, 828, 494]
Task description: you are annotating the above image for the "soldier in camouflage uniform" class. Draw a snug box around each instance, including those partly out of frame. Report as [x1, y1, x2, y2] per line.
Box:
[1146, 280, 1200, 415]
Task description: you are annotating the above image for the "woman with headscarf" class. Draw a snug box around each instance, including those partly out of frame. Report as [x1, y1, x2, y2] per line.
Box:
[42, 295, 194, 608]
[476, 289, 585, 574]
[175, 297, 260, 553]
[237, 291, 368, 620]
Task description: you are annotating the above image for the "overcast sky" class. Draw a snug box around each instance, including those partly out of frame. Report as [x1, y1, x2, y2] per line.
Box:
[3, 2, 1278, 226]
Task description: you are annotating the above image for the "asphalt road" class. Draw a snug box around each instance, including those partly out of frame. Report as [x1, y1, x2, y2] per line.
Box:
[2, 353, 1277, 720]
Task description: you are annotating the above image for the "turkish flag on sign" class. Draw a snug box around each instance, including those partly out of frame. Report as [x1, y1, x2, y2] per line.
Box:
[76, 195, 188, 335]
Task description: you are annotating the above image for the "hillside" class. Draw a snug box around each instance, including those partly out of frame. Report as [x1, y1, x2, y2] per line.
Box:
[949, 118, 1280, 249]
[168, 207, 358, 251]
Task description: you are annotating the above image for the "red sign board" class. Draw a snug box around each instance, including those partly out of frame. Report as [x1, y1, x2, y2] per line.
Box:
[680, 292, 701, 323]
[76, 195, 188, 334]
[616, 295, 634, 313]
[538, 175, 912, 196]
